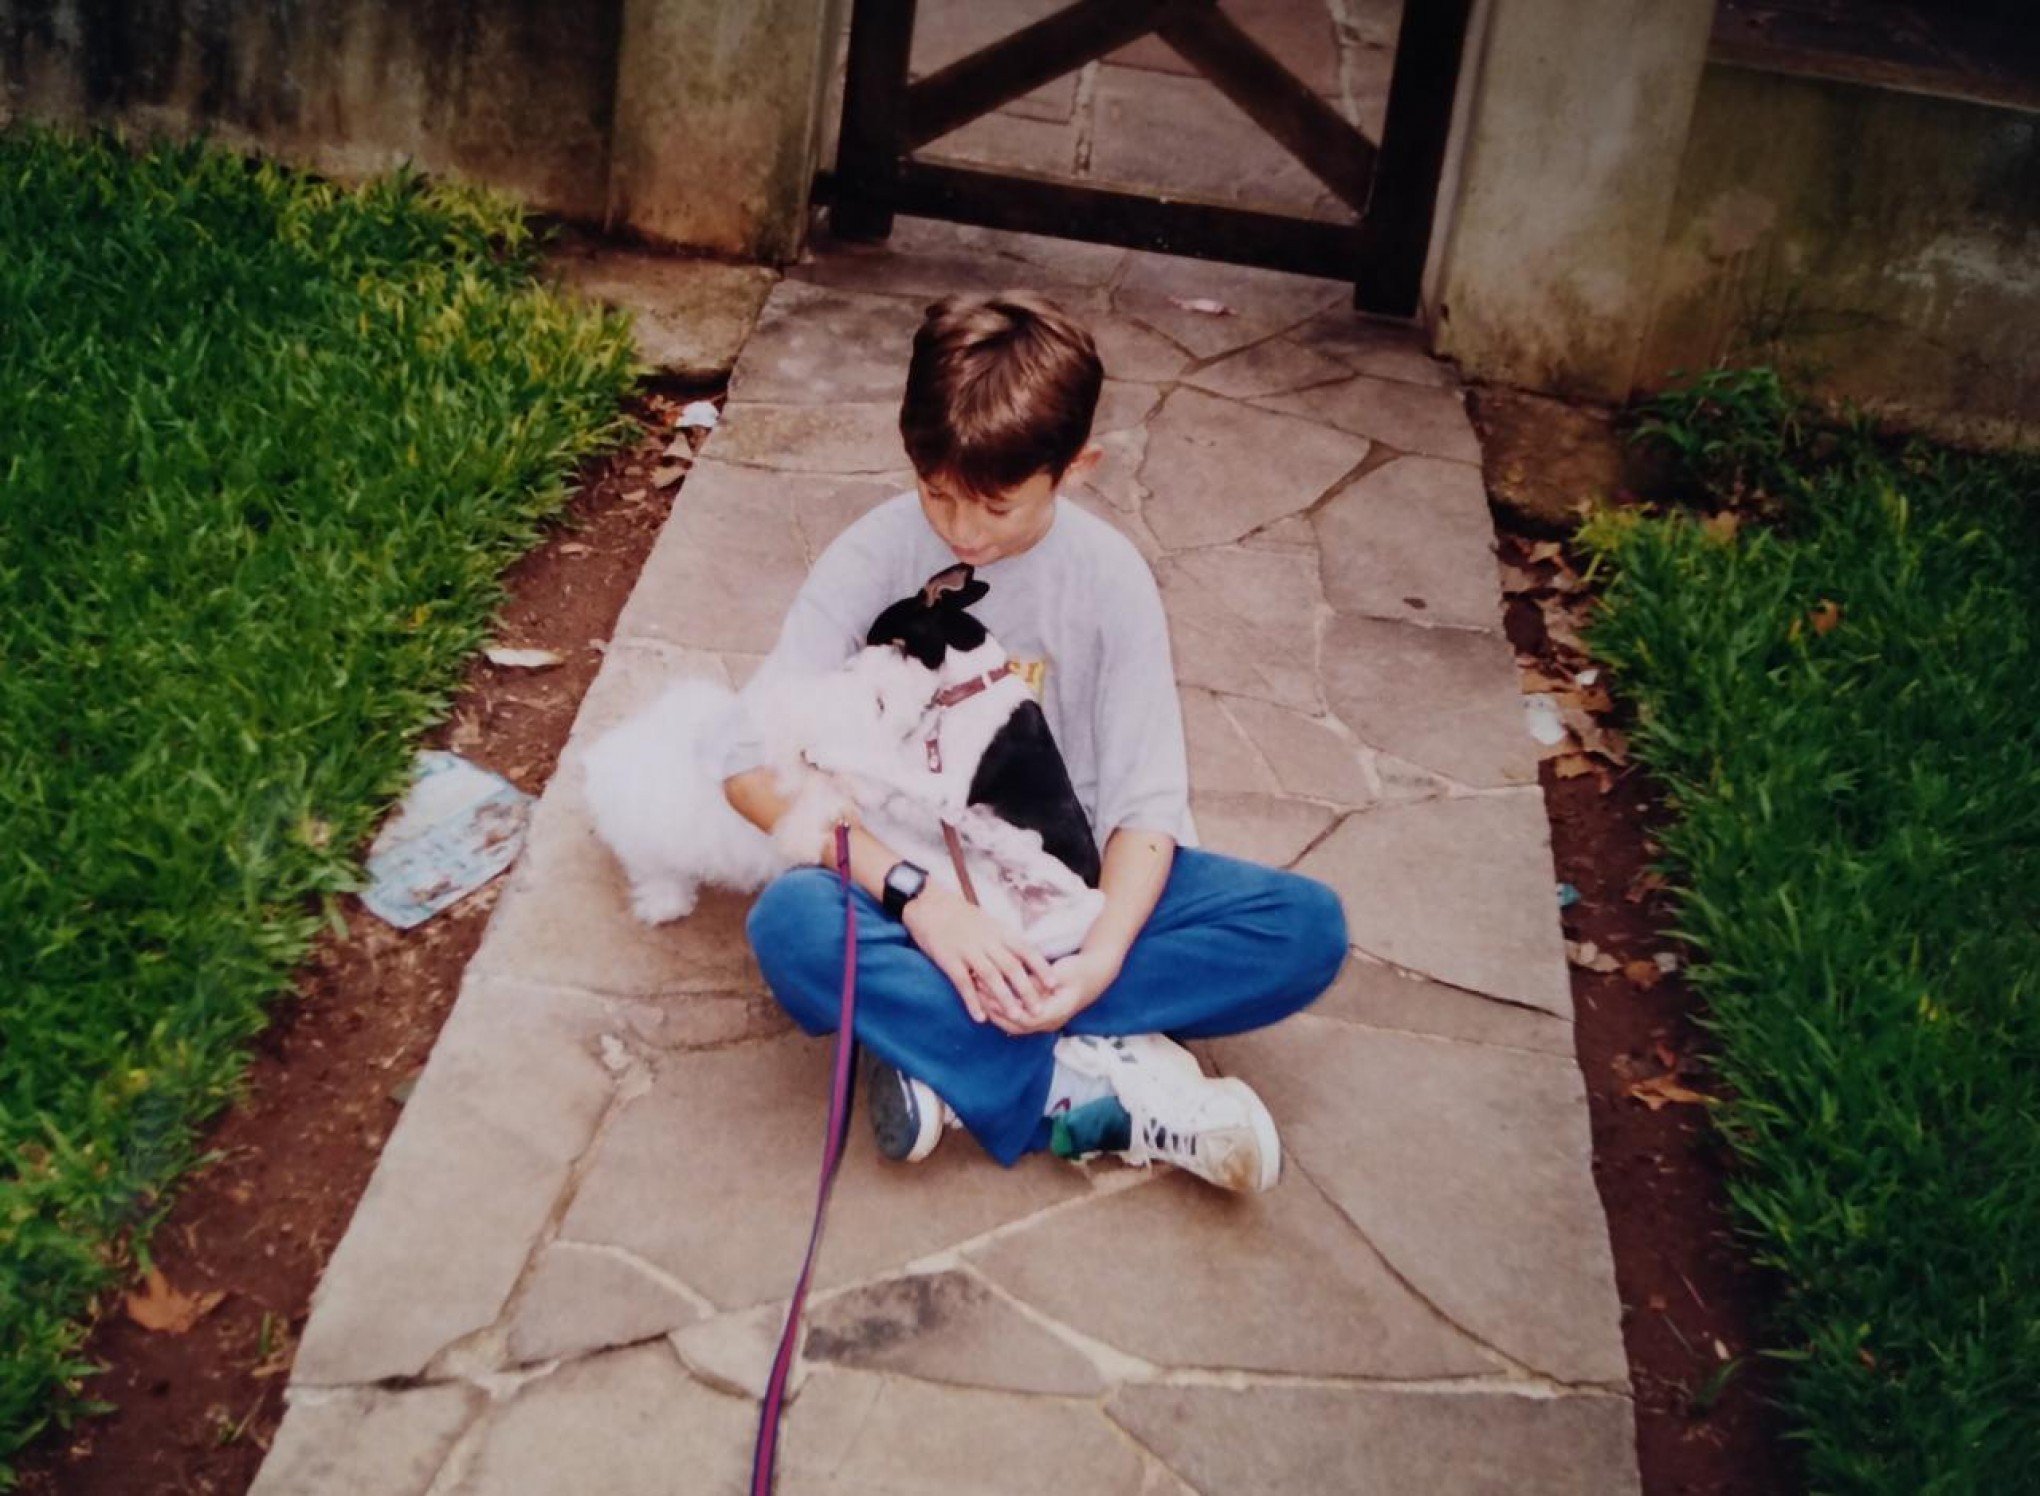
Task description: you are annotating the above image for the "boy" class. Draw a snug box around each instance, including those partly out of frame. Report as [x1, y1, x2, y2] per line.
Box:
[721, 293, 1346, 1193]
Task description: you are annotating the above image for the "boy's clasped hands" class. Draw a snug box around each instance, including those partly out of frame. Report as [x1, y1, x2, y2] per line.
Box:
[902, 886, 1118, 1035]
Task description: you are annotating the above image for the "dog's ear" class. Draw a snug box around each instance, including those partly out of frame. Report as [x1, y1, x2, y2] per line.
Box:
[868, 596, 950, 669]
[919, 564, 975, 609]
[920, 564, 989, 612]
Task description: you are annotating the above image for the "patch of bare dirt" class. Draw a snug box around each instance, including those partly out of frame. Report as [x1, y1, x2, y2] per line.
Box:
[14, 378, 719, 1496]
[1481, 390, 1796, 1495]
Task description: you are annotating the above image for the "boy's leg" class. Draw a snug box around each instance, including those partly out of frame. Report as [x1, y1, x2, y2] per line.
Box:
[1065, 848, 1348, 1041]
[746, 869, 1057, 1165]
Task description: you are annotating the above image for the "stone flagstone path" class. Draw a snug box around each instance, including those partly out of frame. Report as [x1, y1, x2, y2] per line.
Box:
[251, 219, 1638, 1495]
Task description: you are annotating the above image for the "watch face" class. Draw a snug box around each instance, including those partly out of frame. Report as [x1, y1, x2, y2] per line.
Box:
[883, 861, 928, 916]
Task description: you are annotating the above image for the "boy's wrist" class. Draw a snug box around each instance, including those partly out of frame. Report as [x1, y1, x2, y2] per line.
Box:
[1075, 935, 1130, 975]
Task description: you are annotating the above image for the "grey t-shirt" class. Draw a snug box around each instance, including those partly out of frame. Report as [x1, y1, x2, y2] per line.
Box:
[717, 491, 1195, 847]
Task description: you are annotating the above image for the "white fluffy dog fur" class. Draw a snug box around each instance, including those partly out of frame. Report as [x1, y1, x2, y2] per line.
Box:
[584, 641, 1104, 957]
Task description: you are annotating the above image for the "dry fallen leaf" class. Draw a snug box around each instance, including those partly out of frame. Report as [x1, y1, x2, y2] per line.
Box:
[652, 463, 688, 488]
[1809, 599, 1843, 635]
[1623, 959, 1664, 991]
[1554, 752, 1598, 780]
[1703, 510, 1741, 542]
[125, 1269, 226, 1334]
[1625, 869, 1668, 904]
[1625, 1074, 1713, 1110]
[1538, 598, 1589, 654]
[1527, 540, 1565, 565]
[1567, 940, 1623, 974]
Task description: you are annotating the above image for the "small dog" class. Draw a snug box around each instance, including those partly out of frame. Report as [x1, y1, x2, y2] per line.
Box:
[584, 565, 1104, 956]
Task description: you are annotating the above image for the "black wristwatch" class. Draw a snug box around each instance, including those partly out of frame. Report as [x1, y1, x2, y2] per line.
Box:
[881, 860, 930, 920]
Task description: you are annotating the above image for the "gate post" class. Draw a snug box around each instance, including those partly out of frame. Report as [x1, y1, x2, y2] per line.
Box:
[830, 0, 918, 241]
[1355, 0, 1475, 317]
[609, 0, 840, 261]
[1424, 0, 1715, 397]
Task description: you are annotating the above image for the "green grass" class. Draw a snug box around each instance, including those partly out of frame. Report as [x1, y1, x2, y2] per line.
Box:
[0, 129, 637, 1476]
[1579, 371, 2040, 1493]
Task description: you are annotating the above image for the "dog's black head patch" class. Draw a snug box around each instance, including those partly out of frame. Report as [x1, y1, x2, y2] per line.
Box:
[867, 563, 991, 669]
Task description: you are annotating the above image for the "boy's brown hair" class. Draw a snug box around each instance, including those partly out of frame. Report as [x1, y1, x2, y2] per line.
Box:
[899, 293, 1103, 499]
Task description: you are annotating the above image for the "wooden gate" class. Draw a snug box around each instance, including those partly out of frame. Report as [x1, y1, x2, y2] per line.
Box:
[816, 0, 1473, 316]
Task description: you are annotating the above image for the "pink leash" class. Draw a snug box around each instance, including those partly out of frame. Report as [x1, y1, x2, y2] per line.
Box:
[750, 821, 857, 1494]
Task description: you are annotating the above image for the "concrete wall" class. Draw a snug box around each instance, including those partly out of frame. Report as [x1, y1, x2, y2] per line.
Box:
[1641, 62, 2039, 449]
[0, 0, 836, 262]
[1429, 0, 2040, 445]
[610, 0, 838, 261]
[1425, 0, 1717, 401]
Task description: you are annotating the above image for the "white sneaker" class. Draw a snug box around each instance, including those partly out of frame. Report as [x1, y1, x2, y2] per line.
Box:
[1054, 1034, 1281, 1193]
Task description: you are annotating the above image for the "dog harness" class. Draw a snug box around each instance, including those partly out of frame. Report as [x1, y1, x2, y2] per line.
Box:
[923, 660, 1014, 772]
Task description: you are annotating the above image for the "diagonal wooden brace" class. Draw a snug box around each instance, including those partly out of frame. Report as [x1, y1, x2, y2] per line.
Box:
[1156, 1, 1379, 211]
[906, 0, 1177, 149]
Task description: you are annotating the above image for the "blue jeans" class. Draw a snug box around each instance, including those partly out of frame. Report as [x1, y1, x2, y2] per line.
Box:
[746, 848, 1348, 1164]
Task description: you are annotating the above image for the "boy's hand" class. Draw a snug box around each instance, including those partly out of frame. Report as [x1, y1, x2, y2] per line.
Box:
[902, 886, 1055, 1026]
[986, 947, 1120, 1036]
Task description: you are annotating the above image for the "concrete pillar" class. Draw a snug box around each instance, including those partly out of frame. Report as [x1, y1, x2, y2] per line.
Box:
[608, 0, 841, 263]
[1424, 0, 1715, 399]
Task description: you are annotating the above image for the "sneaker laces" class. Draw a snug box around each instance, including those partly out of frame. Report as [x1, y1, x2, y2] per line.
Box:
[1058, 1035, 1226, 1167]
[1121, 1075, 1251, 1168]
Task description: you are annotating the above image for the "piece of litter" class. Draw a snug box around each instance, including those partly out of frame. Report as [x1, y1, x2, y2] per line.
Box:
[361, 751, 532, 930]
[1523, 694, 1567, 746]
[1575, 668, 1600, 686]
[1556, 882, 1582, 909]
[678, 400, 721, 430]
[1169, 296, 1233, 316]
[1653, 951, 1683, 974]
[483, 647, 565, 670]
[598, 1034, 632, 1075]
[558, 541, 592, 557]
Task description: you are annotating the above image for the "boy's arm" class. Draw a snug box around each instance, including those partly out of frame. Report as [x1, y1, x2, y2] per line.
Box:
[998, 827, 1173, 1032]
[997, 546, 1191, 1033]
[725, 766, 1056, 1025]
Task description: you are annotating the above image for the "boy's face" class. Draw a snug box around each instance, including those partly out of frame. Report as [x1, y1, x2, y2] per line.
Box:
[914, 446, 1098, 568]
